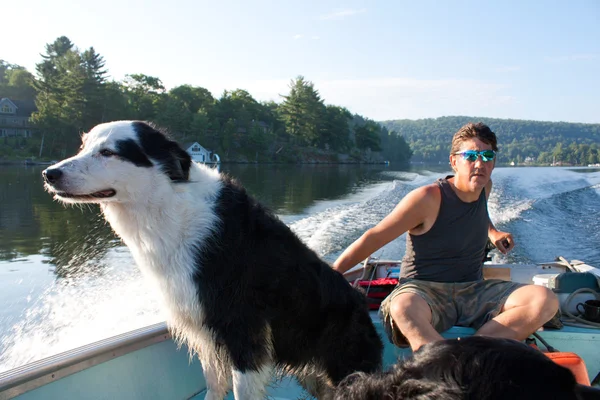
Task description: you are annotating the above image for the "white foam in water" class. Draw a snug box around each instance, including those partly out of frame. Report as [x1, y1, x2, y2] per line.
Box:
[290, 179, 415, 256]
[490, 167, 600, 224]
[494, 167, 600, 200]
[0, 248, 164, 373]
[486, 179, 534, 225]
[295, 181, 393, 222]
[291, 174, 434, 261]
[291, 202, 385, 257]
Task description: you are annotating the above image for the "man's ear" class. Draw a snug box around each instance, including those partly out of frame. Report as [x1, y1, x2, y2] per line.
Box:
[449, 154, 457, 172]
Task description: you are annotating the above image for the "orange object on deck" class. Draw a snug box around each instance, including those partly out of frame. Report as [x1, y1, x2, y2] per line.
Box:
[545, 352, 591, 386]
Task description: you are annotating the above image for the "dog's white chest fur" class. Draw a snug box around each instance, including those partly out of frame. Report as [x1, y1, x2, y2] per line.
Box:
[101, 164, 222, 340]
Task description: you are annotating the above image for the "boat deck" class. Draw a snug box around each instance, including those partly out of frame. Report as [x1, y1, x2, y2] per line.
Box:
[190, 313, 600, 400]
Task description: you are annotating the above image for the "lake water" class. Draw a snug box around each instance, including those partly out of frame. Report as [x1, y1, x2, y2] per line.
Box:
[1, 163, 599, 372]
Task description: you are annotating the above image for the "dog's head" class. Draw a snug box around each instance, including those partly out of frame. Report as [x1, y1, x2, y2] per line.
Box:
[43, 121, 191, 204]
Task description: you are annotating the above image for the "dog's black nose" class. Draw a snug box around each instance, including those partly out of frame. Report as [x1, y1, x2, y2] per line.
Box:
[43, 168, 63, 184]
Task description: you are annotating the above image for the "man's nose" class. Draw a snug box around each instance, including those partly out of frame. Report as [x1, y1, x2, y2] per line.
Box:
[473, 155, 485, 167]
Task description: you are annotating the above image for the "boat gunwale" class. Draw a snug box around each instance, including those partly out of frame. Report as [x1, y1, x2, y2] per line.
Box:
[0, 322, 170, 399]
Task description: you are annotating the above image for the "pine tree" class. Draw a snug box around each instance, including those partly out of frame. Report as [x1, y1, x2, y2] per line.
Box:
[280, 76, 326, 146]
[32, 37, 111, 157]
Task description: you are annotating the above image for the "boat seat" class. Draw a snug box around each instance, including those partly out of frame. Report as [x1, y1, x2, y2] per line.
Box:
[545, 352, 591, 386]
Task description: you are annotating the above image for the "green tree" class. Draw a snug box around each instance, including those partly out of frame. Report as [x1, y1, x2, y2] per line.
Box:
[32, 37, 85, 157]
[221, 118, 236, 153]
[123, 73, 165, 120]
[169, 85, 215, 114]
[279, 76, 326, 146]
[154, 96, 192, 140]
[380, 128, 413, 164]
[190, 109, 211, 143]
[80, 47, 108, 126]
[214, 89, 263, 133]
[0, 62, 36, 100]
[354, 121, 382, 151]
[102, 81, 132, 122]
[320, 105, 352, 151]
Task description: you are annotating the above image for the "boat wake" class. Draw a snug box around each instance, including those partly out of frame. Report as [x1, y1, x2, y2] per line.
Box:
[0, 249, 163, 373]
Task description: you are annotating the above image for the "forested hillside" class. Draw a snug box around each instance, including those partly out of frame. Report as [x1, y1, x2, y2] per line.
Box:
[381, 116, 600, 165]
[1, 36, 411, 164]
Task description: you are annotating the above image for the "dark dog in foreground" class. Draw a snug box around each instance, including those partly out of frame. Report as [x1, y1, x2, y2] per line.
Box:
[335, 336, 600, 400]
[42, 121, 383, 399]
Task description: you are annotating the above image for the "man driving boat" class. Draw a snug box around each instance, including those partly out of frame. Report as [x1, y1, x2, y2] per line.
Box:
[333, 122, 559, 350]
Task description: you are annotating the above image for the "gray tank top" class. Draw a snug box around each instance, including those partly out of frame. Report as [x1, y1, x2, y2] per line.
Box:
[400, 176, 489, 282]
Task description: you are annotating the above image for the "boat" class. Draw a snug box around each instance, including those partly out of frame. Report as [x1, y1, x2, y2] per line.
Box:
[23, 159, 57, 166]
[1, 257, 599, 399]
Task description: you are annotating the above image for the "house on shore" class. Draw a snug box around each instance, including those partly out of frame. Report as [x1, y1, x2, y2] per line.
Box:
[0, 98, 36, 138]
[183, 142, 220, 164]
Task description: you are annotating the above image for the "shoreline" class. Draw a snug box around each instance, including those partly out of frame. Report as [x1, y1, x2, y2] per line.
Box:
[2, 158, 596, 168]
[0, 159, 392, 166]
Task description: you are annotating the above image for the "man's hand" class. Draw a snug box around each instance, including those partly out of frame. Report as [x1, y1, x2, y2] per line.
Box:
[489, 230, 515, 254]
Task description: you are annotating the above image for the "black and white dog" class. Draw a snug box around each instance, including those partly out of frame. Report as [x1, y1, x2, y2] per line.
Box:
[43, 121, 383, 399]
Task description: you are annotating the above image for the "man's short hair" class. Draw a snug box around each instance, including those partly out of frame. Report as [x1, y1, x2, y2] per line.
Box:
[334, 336, 593, 400]
[450, 122, 498, 155]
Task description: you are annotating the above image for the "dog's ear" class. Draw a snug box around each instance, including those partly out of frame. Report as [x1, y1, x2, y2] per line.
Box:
[148, 139, 191, 182]
[133, 121, 192, 182]
[166, 145, 192, 182]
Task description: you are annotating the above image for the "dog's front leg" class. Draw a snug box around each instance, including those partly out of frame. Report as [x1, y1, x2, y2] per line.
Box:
[203, 364, 230, 400]
[232, 365, 274, 399]
[200, 351, 231, 400]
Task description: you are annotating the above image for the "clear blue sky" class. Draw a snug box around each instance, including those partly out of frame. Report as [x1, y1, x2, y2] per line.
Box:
[4, 0, 600, 123]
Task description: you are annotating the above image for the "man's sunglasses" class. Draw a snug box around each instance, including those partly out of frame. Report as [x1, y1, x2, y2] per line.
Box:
[454, 150, 496, 162]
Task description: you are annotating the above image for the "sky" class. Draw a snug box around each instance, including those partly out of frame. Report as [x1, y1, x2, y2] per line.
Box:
[3, 0, 600, 123]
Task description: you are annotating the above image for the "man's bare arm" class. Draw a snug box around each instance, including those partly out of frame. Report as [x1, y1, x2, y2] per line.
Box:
[332, 185, 438, 274]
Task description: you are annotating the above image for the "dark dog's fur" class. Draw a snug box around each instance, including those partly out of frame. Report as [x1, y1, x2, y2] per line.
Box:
[335, 336, 600, 400]
[43, 121, 383, 399]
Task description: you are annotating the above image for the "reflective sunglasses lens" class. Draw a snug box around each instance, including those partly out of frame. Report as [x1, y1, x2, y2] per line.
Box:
[482, 151, 495, 161]
[463, 151, 478, 162]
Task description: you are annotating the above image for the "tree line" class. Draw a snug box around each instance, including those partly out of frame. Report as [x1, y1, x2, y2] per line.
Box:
[3, 37, 597, 166]
[1, 36, 412, 164]
[382, 116, 600, 166]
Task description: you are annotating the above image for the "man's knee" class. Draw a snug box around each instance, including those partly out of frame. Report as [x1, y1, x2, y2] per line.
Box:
[537, 286, 560, 320]
[390, 293, 432, 325]
[506, 285, 560, 321]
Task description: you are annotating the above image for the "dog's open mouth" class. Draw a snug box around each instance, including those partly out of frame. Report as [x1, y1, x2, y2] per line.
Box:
[55, 189, 116, 200]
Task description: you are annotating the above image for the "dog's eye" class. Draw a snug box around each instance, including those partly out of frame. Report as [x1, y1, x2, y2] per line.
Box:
[99, 149, 115, 157]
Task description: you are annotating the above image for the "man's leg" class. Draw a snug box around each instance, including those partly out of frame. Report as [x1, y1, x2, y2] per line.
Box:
[390, 293, 444, 351]
[475, 285, 559, 340]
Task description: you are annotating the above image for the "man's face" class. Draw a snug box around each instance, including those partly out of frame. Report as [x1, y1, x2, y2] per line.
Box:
[450, 137, 496, 190]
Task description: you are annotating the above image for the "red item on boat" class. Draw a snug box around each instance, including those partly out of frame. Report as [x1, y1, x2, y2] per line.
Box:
[356, 278, 399, 310]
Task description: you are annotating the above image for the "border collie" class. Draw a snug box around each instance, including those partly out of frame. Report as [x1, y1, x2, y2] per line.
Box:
[335, 336, 600, 400]
[43, 121, 383, 399]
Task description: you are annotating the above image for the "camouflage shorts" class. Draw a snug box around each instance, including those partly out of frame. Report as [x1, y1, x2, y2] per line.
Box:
[379, 278, 525, 347]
